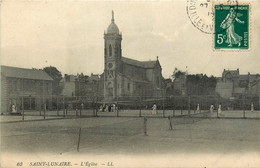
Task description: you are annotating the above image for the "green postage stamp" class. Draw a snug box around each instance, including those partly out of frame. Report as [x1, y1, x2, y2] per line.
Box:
[214, 5, 249, 50]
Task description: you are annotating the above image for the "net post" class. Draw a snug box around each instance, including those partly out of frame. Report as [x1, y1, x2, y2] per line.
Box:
[44, 103, 46, 120]
[116, 102, 119, 117]
[243, 95, 246, 119]
[92, 102, 95, 117]
[188, 95, 191, 117]
[76, 105, 78, 117]
[80, 103, 83, 117]
[144, 117, 147, 136]
[139, 96, 142, 117]
[172, 97, 175, 117]
[172, 105, 175, 117]
[163, 97, 165, 118]
[77, 127, 82, 152]
[56, 97, 59, 116]
[168, 116, 173, 130]
[22, 95, 24, 121]
[217, 104, 219, 118]
[193, 97, 196, 114]
[200, 100, 202, 113]
[95, 100, 98, 117]
[63, 97, 65, 118]
[21, 79, 25, 121]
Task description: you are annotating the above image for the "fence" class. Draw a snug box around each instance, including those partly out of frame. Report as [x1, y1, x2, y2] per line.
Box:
[3, 95, 260, 122]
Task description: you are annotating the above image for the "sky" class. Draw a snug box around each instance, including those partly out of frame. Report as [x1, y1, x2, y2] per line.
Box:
[1, 0, 260, 78]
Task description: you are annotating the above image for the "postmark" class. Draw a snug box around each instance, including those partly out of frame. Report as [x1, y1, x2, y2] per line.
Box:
[187, 0, 238, 34]
[214, 4, 249, 49]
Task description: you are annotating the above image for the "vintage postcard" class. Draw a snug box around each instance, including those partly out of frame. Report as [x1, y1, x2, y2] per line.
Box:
[1, 0, 260, 168]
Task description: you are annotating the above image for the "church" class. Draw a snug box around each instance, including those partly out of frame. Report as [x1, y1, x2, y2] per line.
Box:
[103, 11, 164, 101]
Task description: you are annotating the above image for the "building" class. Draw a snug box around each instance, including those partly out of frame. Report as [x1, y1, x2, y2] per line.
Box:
[173, 73, 187, 95]
[75, 73, 103, 100]
[59, 73, 103, 101]
[216, 69, 260, 99]
[60, 74, 76, 97]
[103, 11, 164, 101]
[1, 65, 53, 113]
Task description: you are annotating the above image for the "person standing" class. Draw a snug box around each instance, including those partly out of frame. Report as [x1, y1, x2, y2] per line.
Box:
[112, 104, 116, 112]
[152, 103, 157, 115]
[12, 104, 17, 113]
[251, 102, 254, 112]
[218, 104, 222, 115]
[210, 104, 214, 113]
[196, 104, 200, 112]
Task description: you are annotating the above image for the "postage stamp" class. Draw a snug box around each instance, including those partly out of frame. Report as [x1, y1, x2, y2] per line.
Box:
[214, 5, 249, 50]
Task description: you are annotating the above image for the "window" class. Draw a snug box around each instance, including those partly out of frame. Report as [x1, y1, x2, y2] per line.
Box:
[127, 83, 130, 91]
[109, 45, 112, 57]
[156, 77, 160, 88]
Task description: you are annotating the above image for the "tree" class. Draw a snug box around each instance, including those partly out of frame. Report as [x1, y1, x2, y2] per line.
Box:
[43, 66, 63, 95]
[172, 68, 186, 80]
[186, 74, 217, 95]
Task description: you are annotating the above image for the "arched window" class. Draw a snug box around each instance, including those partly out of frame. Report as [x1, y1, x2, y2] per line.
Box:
[109, 45, 112, 57]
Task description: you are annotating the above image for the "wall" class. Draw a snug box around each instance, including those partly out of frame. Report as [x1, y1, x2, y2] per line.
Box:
[61, 81, 75, 97]
[215, 81, 233, 99]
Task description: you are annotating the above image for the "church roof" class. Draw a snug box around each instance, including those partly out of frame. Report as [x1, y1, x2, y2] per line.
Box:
[239, 75, 248, 81]
[1, 65, 53, 81]
[121, 57, 158, 69]
[107, 11, 119, 34]
[117, 71, 149, 83]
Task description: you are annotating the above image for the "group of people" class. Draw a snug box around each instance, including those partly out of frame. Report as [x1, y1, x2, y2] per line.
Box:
[209, 102, 255, 115]
[97, 102, 255, 115]
[209, 104, 222, 115]
[99, 104, 117, 112]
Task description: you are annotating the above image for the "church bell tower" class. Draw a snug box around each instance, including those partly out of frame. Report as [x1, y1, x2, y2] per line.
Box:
[104, 11, 122, 100]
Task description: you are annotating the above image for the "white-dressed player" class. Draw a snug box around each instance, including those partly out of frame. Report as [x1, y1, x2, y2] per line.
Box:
[251, 102, 254, 112]
[196, 104, 200, 112]
[210, 104, 214, 113]
[152, 103, 157, 115]
[218, 104, 222, 116]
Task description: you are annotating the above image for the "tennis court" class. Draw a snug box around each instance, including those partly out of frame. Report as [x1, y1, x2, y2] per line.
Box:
[1, 111, 260, 167]
[1, 112, 259, 154]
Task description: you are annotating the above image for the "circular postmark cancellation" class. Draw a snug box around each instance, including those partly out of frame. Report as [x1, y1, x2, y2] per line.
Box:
[187, 0, 238, 34]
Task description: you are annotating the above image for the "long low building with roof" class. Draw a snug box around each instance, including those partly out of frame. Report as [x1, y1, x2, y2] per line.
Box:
[1, 65, 53, 113]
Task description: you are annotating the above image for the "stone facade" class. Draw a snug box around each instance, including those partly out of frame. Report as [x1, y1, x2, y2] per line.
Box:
[216, 69, 260, 99]
[60, 74, 76, 97]
[103, 11, 164, 101]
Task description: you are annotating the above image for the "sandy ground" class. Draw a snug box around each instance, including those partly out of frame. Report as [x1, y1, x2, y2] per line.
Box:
[1, 114, 260, 167]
